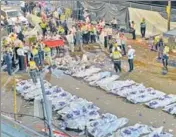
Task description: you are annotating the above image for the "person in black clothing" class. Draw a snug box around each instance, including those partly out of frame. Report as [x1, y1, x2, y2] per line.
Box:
[18, 31, 25, 42]
[63, 20, 68, 35]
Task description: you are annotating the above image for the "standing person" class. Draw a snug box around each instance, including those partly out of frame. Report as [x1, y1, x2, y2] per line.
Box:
[31, 45, 39, 67]
[111, 17, 117, 29]
[121, 34, 127, 55]
[7, 17, 14, 34]
[104, 28, 108, 48]
[14, 23, 22, 37]
[131, 21, 136, 40]
[127, 45, 135, 72]
[66, 31, 74, 52]
[17, 45, 25, 71]
[17, 31, 24, 42]
[90, 24, 96, 43]
[75, 27, 83, 51]
[62, 20, 68, 35]
[4, 51, 13, 76]
[140, 18, 146, 38]
[110, 47, 122, 73]
[20, 1, 26, 14]
[28, 58, 38, 84]
[157, 37, 164, 59]
[162, 45, 170, 71]
[44, 45, 52, 73]
[39, 21, 47, 37]
[37, 41, 44, 67]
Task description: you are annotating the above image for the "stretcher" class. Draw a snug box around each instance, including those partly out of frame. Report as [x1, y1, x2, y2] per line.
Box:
[43, 40, 64, 48]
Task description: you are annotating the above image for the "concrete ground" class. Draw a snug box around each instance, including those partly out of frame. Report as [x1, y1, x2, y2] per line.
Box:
[1, 36, 176, 136]
[46, 74, 176, 136]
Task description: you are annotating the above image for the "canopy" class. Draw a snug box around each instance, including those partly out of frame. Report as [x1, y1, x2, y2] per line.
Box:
[163, 28, 176, 37]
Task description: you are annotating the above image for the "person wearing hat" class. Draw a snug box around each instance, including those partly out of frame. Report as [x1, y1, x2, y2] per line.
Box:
[110, 47, 122, 73]
[140, 18, 146, 38]
[127, 45, 135, 72]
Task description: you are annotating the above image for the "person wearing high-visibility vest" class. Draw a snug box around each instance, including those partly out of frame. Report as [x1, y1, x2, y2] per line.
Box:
[28, 58, 38, 84]
[154, 36, 160, 50]
[110, 47, 122, 73]
[140, 18, 146, 38]
[162, 45, 170, 71]
[39, 21, 47, 37]
[44, 45, 52, 73]
[112, 41, 121, 53]
[58, 25, 65, 35]
[31, 46, 39, 67]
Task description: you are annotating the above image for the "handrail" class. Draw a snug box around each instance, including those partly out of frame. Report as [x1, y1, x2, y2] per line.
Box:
[1, 114, 45, 137]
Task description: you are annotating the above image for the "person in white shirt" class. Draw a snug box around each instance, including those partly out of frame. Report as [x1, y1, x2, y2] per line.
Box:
[127, 45, 135, 72]
[121, 34, 127, 55]
[17, 45, 26, 71]
[20, 1, 25, 13]
[111, 17, 117, 29]
[15, 16, 21, 25]
[66, 31, 74, 52]
[14, 24, 22, 35]
[7, 17, 14, 34]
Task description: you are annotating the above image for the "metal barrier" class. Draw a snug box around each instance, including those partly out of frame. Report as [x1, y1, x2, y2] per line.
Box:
[1, 114, 45, 137]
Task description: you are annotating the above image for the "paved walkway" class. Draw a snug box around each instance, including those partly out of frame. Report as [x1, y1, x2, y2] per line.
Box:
[46, 74, 176, 135]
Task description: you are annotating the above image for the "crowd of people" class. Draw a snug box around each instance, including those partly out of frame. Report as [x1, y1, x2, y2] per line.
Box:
[1, 1, 171, 82]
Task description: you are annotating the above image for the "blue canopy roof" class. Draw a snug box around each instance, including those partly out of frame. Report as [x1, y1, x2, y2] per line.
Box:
[163, 28, 176, 37]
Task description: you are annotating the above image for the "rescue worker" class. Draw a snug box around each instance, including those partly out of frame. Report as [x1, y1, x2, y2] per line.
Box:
[110, 47, 122, 73]
[31, 45, 40, 67]
[162, 45, 170, 71]
[154, 35, 160, 51]
[28, 58, 38, 84]
[44, 45, 52, 73]
[112, 40, 121, 53]
[140, 18, 146, 38]
[39, 21, 47, 37]
[58, 25, 65, 35]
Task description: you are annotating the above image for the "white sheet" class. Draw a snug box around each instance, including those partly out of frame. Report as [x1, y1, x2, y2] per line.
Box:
[87, 113, 128, 137]
[143, 127, 173, 137]
[163, 103, 176, 115]
[126, 89, 165, 104]
[116, 124, 153, 137]
[145, 94, 176, 109]
[72, 67, 101, 78]
[93, 75, 119, 87]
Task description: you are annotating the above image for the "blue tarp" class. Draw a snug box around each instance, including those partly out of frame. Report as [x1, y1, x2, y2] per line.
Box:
[163, 28, 176, 37]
